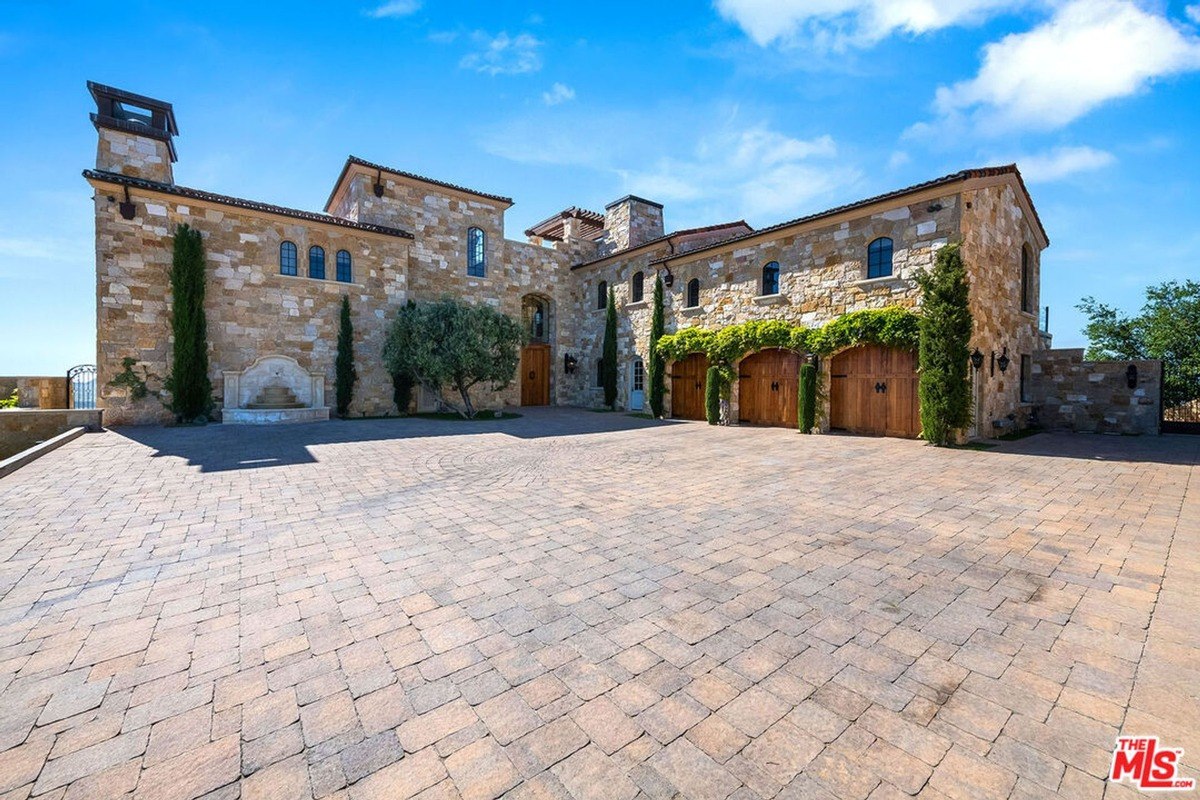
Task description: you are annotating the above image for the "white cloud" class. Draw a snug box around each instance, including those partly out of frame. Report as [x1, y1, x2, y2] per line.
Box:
[1007, 145, 1116, 182]
[542, 83, 576, 106]
[460, 32, 543, 76]
[1188, 5, 1200, 25]
[714, 0, 1032, 49]
[888, 151, 911, 169]
[367, 0, 421, 18]
[936, 0, 1200, 132]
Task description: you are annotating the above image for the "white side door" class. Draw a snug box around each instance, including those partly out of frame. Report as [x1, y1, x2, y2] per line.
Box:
[630, 359, 645, 411]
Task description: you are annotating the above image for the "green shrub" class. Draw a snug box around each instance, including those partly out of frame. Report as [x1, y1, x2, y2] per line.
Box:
[0, 389, 17, 409]
[705, 365, 721, 425]
[915, 244, 973, 445]
[647, 274, 666, 418]
[798, 362, 816, 433]
[165, 224, 212, 421]
[335, 295, 357, 417]
[602, 287, 619, 408]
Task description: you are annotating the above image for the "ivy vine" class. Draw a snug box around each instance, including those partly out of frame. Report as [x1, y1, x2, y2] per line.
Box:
[109, 357, 153, 402]
[656, 306, 920, 366]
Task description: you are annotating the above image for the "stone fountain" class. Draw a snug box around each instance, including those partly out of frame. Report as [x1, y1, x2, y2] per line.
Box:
[221, 355, 330, 424]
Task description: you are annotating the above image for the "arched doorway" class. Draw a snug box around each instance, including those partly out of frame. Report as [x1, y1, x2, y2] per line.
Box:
[738, 349, 801, 427]
[671, 353, 708, 420]
[520, 295, 551, 406]
[829, 345, 919, 437]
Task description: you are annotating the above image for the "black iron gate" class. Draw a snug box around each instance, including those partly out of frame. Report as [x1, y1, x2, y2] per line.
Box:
[67, 364, 96, 409]
[1161, 361, 1200, 434]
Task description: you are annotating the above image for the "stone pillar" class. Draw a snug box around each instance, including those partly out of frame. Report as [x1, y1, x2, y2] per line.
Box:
[602, 195, 664, 253]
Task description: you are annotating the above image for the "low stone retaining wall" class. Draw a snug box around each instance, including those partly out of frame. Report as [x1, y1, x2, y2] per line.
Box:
[0, 409, 104, 460]
[0, 376, 68, 409]
[1032, 349, 1161, 435]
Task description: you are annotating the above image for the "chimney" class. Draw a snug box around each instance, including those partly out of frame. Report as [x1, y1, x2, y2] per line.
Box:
[603, 195, 664, 253]
[88, 81, 178, 184]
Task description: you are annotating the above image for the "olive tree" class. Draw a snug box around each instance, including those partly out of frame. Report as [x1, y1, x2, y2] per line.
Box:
[383, 298, 523, 419]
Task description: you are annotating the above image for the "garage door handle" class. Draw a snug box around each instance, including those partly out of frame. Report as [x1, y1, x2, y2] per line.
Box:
[875, 382, 883, 393]
[528, 371, 535, 380]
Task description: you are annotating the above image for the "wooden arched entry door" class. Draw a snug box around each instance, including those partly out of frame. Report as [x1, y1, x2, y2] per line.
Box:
[829, 345, 920, 438]
[671, 353, 708, 420]
[738, 349, 801, 427]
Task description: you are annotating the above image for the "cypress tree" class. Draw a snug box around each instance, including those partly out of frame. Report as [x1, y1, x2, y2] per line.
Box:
[602, 287, 619, 408]
[167, 224, 212, 421]
[647, 274, 666, 418]
[335, 295, 357, 417]
[798, 361, 816, 433]
[705, 366, 721, 425]
[915, 244, 973, 445]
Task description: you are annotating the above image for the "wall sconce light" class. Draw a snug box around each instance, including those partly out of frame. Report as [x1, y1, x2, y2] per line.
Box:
[927, 202, 944, 213]
[563, 353, 578, 374]
[373, 169, 385, 198]
[970, 348, 984, 370]
[997, 347, 1010, 373]
[1126, 363, 1138, 389]
[118, 186, 136, 220]
[661, 268, 674, 288]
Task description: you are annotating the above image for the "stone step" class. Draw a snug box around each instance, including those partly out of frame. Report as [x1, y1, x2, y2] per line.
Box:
[245, 401, 306, 410]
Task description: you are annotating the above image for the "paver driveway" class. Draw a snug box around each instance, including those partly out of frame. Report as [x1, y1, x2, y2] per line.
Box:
[0, 409, 1197, 800]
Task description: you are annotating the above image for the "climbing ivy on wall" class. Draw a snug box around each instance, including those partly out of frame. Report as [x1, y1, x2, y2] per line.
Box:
[656, 306, 921, 365]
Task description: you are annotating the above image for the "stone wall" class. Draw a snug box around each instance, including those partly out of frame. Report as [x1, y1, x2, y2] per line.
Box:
[334, 170, 582, 409]
[90, 176, 411, 425]
[960, 181, 1045, 435]
[0, 409, 103, 460]
[0, 377, 69, 409]
[600, 196, 664, 254]
[96, 128, 172, 183]
[572, 191, 962, 415]
[1033, 349, 1161, 435]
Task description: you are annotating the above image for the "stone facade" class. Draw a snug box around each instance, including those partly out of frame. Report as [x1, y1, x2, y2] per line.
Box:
[0, 377, 68, 409]
[1033, 349, 1161, 435]
[88, 85, 1060, 436]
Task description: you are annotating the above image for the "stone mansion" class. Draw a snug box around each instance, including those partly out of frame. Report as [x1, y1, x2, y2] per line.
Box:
[87, 82, 1050, 437]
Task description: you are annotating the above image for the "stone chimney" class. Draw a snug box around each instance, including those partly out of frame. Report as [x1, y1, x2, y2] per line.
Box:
[88, 81, 178, 184]
[603, 195, 664, 253]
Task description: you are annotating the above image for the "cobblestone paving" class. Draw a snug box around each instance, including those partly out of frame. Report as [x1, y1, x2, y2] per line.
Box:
[0, 409, 1197, 799]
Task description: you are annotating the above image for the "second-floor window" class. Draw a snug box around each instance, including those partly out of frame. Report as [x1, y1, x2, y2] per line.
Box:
[867, 237, 893, 279]
[279, 241, 297, 276]
[597, 281, 608, 309]
[631, 271, 645, 302]
[1021, 245, 1032, 313]
[761, 261, 780, 295]
[336, 250, 352, 283]
[308, 246, 325, 280]
[467, 227, 486, 277]
[686, 278, 700, 308]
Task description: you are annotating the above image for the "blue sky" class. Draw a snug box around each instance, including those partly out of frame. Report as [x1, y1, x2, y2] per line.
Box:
[2, 0, 1199, 374]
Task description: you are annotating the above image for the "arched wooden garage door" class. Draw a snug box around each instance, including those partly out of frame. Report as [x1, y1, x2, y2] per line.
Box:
[738, 349, 801, 428]
[671, 353, 708, 420]
[829, 345, 920, 438]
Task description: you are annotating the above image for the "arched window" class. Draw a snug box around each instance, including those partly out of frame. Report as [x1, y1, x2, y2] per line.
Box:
[336, 250, 352, 283]
[685, 278, 700, 308]
[279, 241, 297, 276]
[597, 281, 608, 309]
[761, 261, 780, 295]
[1020, 245, 1032, 313]
[467, 227, 486, 277]
[631, 271, 645, 302]
[308, 245, 325, 280]
[867, 237, 893, 279]
[524, 296, 547, 342]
